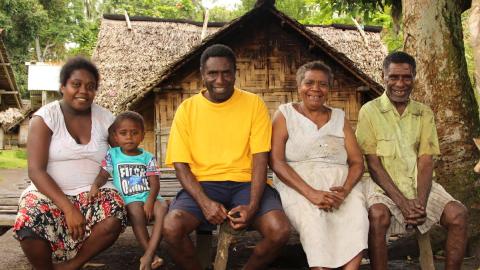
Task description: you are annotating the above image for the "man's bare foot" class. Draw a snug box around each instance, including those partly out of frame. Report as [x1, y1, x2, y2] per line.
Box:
[140, 254, 163, 270]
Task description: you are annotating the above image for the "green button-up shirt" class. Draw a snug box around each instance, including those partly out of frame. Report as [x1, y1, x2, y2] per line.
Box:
[355, 93, 440, 199]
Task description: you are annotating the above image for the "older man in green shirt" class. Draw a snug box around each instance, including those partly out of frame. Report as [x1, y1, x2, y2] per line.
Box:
[356, 51, 468, 270]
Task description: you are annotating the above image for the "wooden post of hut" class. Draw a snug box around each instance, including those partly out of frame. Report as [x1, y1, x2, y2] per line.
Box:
[0, 126, 4, 149]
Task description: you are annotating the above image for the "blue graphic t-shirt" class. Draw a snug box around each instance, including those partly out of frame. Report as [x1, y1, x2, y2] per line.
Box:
[102, 147, 161, 204]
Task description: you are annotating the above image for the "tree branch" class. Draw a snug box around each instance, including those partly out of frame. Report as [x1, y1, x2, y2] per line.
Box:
[42, 43, 55, 61]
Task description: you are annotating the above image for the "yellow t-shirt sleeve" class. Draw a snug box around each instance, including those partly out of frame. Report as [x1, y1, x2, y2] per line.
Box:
[165, 103, 192, 166]
[249, 97, 272, 154]
[356, 105, 377, 155]
[418, 108, 441, 157]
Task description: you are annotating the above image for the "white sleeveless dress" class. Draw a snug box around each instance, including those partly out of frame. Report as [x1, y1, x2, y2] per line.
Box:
[273, 103, 368, 268]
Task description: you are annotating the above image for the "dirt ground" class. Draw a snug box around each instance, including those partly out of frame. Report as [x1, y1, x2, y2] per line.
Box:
[0, 168, 479, 270]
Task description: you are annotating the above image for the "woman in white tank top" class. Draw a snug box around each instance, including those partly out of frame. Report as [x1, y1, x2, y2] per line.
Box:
[13, 57, 127, 267]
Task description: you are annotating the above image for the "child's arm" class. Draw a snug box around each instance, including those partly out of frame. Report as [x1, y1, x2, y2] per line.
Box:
[88, 168, 110, 202]
[94, 168, 110, 188]
[144, 175, 160, 221]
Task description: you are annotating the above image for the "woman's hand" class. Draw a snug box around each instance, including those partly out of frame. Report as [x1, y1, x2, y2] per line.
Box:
[64, 205, 86, 241]
[306, 189, 342, 210]
[329, 186, 351, 208]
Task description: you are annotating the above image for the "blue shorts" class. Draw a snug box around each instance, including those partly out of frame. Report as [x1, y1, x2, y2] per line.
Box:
[123, 191, 164, 205]
[169, 181, 283, 230]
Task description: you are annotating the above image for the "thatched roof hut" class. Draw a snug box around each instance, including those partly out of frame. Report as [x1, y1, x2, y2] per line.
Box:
[92, 1, 388, 164]
[93, 4, 387, 115]
[0, 29, 29, 136]
[0, 29, 22, 111]
[0, 107, 24, 131]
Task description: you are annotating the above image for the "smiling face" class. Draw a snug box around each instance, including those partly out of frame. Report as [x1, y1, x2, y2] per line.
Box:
[384, 63, 415, 105]
[113, 119, 144, 155]
[201, 56, 236, 103]
[298, 69, 330, 110]
[60, 69, 97, 112]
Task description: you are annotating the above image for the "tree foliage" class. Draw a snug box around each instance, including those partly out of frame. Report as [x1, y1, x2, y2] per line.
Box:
[102, 0, 203, 20]
[0, 0, 100, 97]
[1, 0, 469, 98]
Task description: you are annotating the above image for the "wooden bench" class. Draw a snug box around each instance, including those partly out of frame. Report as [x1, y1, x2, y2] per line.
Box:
[0, 170, 435, 270]
[0, 179, 29, 235]
[0, 169, 229, 269]
[0, 169, 181, 233]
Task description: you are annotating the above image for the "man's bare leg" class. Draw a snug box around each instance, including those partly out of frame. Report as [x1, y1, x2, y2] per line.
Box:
[243, 210, 291, 270]
[368, 203, 391, 270]
[440, 201, 468, 270]
[163, 209, 202, 270]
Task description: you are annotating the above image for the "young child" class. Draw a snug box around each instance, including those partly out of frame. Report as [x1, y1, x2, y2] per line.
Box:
[89, 111, 168, 270]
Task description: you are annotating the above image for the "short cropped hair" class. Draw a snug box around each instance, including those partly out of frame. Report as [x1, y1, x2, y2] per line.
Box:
[200, 44, 236, 71]
[60, 56, 100, 88]
[111, 111, 145, 132]
[383, 51, 416, 76]
[296, 61, 334, 88]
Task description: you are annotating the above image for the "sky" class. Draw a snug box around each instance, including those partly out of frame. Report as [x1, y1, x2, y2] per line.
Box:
[202, 0, 242, 10]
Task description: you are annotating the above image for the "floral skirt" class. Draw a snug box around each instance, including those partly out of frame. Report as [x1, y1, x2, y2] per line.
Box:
[13, 188, 127, 262]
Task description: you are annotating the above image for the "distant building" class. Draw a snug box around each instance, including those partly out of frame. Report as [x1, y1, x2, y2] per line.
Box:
[0, 29, 30, 150]
[26, 62, 62, 110]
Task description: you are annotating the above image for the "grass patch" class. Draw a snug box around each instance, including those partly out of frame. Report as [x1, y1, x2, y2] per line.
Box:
[0, 149, 27, 169]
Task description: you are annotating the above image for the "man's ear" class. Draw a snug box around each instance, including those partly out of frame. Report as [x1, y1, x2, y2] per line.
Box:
[200, 67, 205, 80]
[474, 138, 480, 150]
[473, 138, 480, 173]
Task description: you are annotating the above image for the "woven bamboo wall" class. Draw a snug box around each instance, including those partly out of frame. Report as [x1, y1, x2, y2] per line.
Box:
[151, 20, 368, 165]
[137, 99, 156, 155]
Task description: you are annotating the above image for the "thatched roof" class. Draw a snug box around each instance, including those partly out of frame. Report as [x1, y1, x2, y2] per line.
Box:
[93, 5, 387, 114]
[0, 29, 22, 111]
[0, 107, 28, 131]
[93, 17, 222, 113]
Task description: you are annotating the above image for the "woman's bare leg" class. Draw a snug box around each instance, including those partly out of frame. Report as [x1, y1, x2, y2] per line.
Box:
[20, 237, 54, 270]
[54, 216, 122, 270]
[309, 251, 363, 270]
[342, 251, 364, 270]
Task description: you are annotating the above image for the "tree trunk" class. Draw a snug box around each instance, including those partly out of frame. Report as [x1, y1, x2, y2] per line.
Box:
[470, 0, 480, 96]
[34, 37, 43, 62]
[402, 0, 480, 188]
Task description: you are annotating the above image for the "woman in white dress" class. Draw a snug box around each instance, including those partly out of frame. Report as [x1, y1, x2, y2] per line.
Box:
[270, 61, 368, 269]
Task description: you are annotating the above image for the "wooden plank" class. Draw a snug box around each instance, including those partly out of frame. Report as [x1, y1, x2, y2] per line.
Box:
[0, 90, 18, 94]
[417, 231, 435, 270]
[0, 205, 17, 211]
[0, 214, 16, 226]
[0, 198, 20, 206]
[0, 209, 17, 214]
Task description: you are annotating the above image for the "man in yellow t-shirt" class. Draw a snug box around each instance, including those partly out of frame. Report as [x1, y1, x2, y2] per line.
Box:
[162, 44, 290, 269]
[356, 51, 467, 270]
